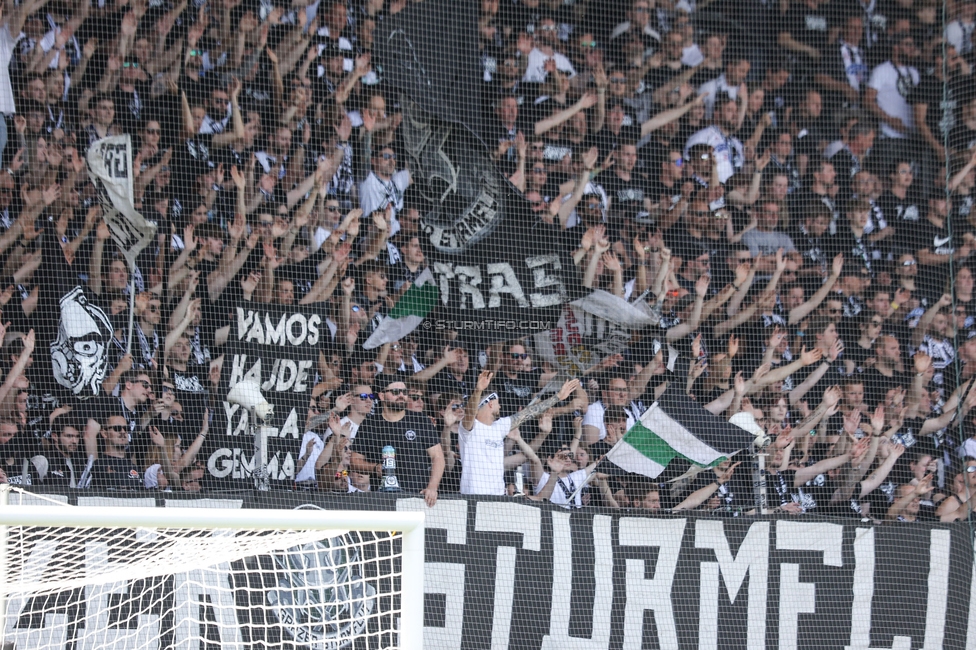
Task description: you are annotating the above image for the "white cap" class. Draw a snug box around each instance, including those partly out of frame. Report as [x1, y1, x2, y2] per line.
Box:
[729, 412, 764, 437]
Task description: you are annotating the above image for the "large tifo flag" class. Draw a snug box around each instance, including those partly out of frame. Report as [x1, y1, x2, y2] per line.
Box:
[363, 269, 439, 349]
[87, 135, 156, 265]
[606, 389, 756, 478]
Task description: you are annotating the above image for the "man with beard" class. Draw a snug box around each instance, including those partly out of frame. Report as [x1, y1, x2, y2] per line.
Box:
[491, 342, 556, 416]
[460, 370, 578, 495]
[350, 378, 444, 505]
[40, 413, 86, 488]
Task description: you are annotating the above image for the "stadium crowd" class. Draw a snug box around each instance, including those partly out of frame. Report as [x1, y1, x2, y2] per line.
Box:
[0, 0, 972, 523]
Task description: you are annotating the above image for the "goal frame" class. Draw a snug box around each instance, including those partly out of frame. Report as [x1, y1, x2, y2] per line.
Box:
[0, 498, 426, 650]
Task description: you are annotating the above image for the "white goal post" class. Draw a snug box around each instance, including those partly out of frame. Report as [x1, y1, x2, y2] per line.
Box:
[0, 499, 425, 650]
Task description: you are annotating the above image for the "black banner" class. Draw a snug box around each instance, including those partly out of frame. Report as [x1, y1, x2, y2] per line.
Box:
[375, 1, 580, 342]
[205, 304, 324, 488]
[9, 491, 976, 650]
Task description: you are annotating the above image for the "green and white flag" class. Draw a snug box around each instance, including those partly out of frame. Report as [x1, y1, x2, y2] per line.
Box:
[363, 269, 439, 349]
[605, 390, 755, 478]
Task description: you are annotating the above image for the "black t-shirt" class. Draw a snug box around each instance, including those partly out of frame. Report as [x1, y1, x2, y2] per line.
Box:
[828, 227, 874, 273]
[789, 223, 829, 278]
[904, 217, 955, 298]
[90, 454, 144, 490]
[779, 5, 831, 65]
[793, 358, 846, 400]
[949, 122, 976, 153]
[863, 367, 910, 408]
[430, 367, 480, 400]
[492, 369, 543, 417]
[352, 411, 439, 492]
[113, 80, 153, 135]
[877, 190, 921, 228]
[794, 117, 831, 159]
[687, 470, 752, 515]
[40, 452, 88, 488]
[644, 64, 694, 94]
[596, 170, 648, 219]
[587, 125, 641, 159]
[908, 73, 962, 145]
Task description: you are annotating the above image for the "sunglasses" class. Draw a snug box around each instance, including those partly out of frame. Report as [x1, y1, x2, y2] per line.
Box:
[358, 393, 377, 400]
[450, 404, 465, 410]
[538, 25, 556, 32]
[134, 380, 152, 389]
[351, 305, 362, 312]
[671, 157, 683, 167]
[334, 469, 349, 479]
[161, 385, 174, 393]
[258, 221, 273, 227]
[123, 61, 139, 68]
[189, 49, 202, 57]
[511, 352, 528, 359]
[531, 167, 546, 173]
[967, 466, 976, 473]
[408, 393, 424, 400]
[391, 344, 401, 350]
[902, 259, 917, 266]
[586, 202, 602, 210]
[579, 40, 597, 48]
[379, 153, 396, 160]
[386, 388, 408, 396]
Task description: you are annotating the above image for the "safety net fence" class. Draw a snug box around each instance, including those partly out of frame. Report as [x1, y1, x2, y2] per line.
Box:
[0, 0, 974, 646]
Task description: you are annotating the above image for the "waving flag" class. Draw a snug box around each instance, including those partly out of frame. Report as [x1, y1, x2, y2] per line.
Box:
[605, 389, 755, 478]
[363, 269, 439, 349]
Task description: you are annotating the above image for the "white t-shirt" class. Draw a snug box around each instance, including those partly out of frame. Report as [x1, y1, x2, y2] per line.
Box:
[867, 61, 919, 139]
[360, 170, 411, 237]
[522, 48, 576, 83]
[458, 416, 511, 495]
[535, 469, 589, 507]
[0, 24, 17, 115]
[294, 418, 361, 482]
[582, 400, 638, 440]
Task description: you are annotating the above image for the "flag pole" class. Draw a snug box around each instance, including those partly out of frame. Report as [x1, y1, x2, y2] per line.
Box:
[565, 443, 621, 505]
[565, 469, 594, 506]
[125, 264, 135, 357]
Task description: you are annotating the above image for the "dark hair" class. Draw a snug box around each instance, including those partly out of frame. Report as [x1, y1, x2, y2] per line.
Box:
[604, 405, 629, 425]
[121, 369, 149, 390]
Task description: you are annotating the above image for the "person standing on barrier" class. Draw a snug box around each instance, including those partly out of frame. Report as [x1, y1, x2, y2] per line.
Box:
[350, 378, 444, 506]
[460, 370, 579, 496]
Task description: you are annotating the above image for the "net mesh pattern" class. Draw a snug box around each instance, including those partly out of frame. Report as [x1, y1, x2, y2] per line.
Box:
[1, 513, 404, 649]
[0, 0, 974, 645]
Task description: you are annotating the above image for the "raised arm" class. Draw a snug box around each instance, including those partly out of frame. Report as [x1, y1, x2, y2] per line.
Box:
[788, 254, 842, 324]
[509, 379, 580, 431]
[534, 93, 597, 136]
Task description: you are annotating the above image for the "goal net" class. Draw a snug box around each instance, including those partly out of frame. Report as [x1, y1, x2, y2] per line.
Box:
[0, 502, 425, 650]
